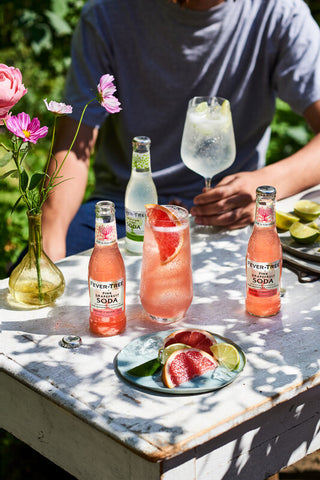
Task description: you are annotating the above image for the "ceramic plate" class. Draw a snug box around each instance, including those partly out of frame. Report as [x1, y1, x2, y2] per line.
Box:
[116, 330, 246, 395]
[279, 231, 320, 262]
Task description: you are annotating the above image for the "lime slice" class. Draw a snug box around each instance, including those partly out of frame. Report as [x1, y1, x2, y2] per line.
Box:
[293, 200, 320, 222]
[276, 210, 299, 230]
[289, 221, 320, 244]
[210, 342, 240, 370]
[158, 343, 191, 365]
[195, 101, 209, 114]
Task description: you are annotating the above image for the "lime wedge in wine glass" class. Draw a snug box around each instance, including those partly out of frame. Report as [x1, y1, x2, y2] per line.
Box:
[195, 101, 209, 114]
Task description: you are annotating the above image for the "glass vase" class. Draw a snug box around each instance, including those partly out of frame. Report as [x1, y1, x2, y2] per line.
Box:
[9, 211, 65, 307]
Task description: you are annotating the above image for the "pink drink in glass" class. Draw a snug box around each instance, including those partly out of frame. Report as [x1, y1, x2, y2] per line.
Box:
[139, 205, 193, 324]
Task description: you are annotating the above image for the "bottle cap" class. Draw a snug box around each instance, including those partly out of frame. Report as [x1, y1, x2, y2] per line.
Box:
[132, 136, 151, 170]
[132, 136, 151, 150]
[60, 335, 82, 349]
[95, 200, 115, 215]
[256, 185, 276, 196]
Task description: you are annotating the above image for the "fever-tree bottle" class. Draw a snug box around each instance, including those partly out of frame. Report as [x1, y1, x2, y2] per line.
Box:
[245, 186, 282, 317]
[88, 201, 126, 336]
[125, 136, 157, 254]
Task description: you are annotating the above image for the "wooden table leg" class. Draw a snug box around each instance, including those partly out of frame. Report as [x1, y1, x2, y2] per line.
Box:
[266, 475, 279, 480]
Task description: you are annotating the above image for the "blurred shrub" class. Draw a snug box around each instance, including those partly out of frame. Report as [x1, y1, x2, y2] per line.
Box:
[0, 0, 85, 120]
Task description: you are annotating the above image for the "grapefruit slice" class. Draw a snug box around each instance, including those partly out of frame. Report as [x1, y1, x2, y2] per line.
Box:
[162, 348, 218, 388]
[163, 328, 217, 355]
[145, 204, 184, 264]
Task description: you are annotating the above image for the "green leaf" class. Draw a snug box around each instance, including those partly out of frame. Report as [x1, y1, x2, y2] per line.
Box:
[21, 170, 29, 192]
[127, 358, 162, 377]
[31, 24, 52, 54]
[45, 10, 72, 36]
[11, 195, 23, 214]
[0, 169, 17, 180]
[29, 172, 45, 191]
[0, 151, 12, 167]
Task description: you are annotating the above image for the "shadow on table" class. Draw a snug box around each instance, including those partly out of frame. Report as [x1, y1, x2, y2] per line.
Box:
[161, 385, 319, 480]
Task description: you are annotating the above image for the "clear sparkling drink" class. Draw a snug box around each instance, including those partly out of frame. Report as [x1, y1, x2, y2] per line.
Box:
[139, 205, 193, 324]
[181, 97, 236, 181]
[88, 201, 126, 336]
[125, 136, 157, 254]
[245, 186, 282, 317]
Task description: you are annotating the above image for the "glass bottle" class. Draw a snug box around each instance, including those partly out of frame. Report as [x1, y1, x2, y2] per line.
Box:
[245, 186, 282, 317]
[125, 136, 158, 254]
[8, 211, 65, 307]
[88, 201, 126, 336]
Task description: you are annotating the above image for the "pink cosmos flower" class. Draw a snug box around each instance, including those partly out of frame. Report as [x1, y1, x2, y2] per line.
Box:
[97, 74, 121, 113]
[6, 112, 48, 144]
[0, 64, 27, 123]
[44, 98, 73, 115]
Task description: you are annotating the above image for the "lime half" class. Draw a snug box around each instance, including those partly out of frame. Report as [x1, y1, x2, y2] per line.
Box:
[289, 221, 320, 244]
[293, 200, 320, 222]
[210, 342, 240, 370]
[276, 210, 299, 230]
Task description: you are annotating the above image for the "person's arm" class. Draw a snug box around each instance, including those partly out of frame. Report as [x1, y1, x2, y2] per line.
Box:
[41, 116, 98, 261]
[190, 100, 320, 230]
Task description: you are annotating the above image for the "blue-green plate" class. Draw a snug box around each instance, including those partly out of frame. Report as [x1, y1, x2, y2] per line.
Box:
[116, 330, 246, 395]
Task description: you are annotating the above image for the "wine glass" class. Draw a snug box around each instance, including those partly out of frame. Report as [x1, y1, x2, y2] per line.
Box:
[180, 96, 236, 191]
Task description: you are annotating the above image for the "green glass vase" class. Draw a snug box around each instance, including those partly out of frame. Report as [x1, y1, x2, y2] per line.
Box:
[9, 211, 65, 307]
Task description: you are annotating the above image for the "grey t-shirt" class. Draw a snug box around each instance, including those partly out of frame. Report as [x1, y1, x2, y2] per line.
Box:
[65, 0, 320, 205]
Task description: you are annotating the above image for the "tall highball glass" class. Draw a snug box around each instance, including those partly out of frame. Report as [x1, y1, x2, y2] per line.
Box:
[139, 205, 193, 324]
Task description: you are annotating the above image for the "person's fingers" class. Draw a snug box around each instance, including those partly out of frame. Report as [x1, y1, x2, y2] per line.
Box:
[191, 192, 252, 217]
[193, 203, 255, 228]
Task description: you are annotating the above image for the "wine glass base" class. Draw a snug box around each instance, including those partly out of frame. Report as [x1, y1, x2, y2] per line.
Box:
[148, 313, 184, 324]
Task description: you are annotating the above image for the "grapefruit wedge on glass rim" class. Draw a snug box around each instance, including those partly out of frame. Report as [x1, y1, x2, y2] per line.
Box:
[162, 348, 219, 388]
[145, 204, 184, 264]
[163, 328, 217, 355]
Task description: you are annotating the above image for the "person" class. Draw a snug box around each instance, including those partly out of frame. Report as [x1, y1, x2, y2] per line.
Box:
[41, 0, 320, 261]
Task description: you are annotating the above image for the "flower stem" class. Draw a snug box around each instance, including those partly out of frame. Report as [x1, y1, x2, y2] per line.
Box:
[13, 141, 33, 211]
[39, 99, 94, 210]
[28, 212, 44, 303]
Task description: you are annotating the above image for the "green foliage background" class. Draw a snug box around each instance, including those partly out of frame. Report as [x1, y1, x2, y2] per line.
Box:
[0, 1, 320, 478]
[0, 0, 90, 280]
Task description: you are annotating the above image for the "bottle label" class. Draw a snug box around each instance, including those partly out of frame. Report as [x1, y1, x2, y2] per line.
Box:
[255, 204, 275, 227]
[89, 278, 125, 316]
[132, 152, 150, 170]
[246, 259, 281, 297]
[95, 219, 117, 245]
[125, 208, 145, 242]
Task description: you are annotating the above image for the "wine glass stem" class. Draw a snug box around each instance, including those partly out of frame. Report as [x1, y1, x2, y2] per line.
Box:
[204, 178, 212, 191]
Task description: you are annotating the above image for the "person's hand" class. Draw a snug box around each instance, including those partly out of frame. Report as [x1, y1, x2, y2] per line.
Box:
[190, 172, 259, 230]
